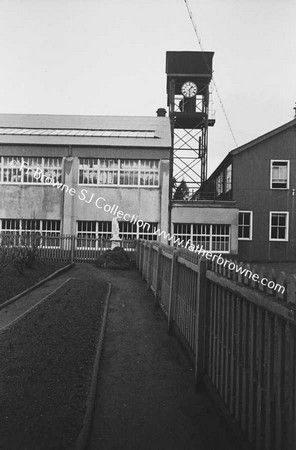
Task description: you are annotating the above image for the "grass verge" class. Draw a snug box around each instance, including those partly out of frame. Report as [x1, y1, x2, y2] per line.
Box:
[0, 260, 69, 305]
[0, 266, 108, 449]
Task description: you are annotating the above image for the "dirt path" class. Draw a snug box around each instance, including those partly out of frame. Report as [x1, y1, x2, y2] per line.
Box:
[88, 268, 244, 450]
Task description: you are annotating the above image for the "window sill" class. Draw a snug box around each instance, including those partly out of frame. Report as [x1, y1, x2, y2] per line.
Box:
[270, 187, 289, 190]
[269, 239, 288, 242]
[78, 184, 159, 188]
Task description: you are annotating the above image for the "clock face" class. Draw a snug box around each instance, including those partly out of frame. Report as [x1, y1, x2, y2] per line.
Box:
[181, 81, 197, 98]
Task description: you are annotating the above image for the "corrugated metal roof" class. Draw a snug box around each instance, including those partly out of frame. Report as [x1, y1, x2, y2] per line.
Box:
[0, 128, 156, 138]
[0, 114, 171, 148]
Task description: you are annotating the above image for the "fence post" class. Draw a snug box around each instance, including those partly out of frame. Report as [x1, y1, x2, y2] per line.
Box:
[135, 240, 139, 269]
[138, 241, 142, 274]
[142, 243, 147, 280]
[195, 257, 207, 389]
[140, 242, 144, 276]
[146, 243, 153, 291]
[70, 235, 75, 263]
[168, 249, 179, 334]
[155, 245, 162, 307]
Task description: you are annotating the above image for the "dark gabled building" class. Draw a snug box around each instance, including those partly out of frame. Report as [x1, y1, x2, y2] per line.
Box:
[193, 119, 296, 262]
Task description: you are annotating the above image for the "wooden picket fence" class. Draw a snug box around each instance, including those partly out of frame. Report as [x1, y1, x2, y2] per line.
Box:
[136, 239, 296, 450]
[0, 233, 136, 263]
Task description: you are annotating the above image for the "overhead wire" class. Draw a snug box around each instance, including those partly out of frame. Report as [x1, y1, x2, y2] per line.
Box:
[184, 0, 239, 147]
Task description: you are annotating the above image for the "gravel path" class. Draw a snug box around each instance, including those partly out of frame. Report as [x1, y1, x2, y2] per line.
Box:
[87, 269, 246, 450]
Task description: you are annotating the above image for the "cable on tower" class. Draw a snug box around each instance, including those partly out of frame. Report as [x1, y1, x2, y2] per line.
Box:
[184, 0, 238, 147]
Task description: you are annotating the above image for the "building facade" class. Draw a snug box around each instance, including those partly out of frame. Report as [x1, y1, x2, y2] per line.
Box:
[0, 113, 240, 254]
[171, 200, 238, 255]
[195, 119, 296, 262]
[0, 114, 171, 242]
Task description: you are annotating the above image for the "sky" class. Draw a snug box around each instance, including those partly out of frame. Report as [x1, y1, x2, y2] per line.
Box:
[0, 0, 295, 174]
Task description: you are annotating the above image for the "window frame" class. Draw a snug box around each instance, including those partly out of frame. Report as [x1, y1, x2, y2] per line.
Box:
[270, 160, 290, 190]
[78, 158, 160, 188]
[269, 211, 289, 242]
[76, 220, 112, 249]
[0, 218, 61, 235]
[173, 223, 231, 253]
[216, 172, 224, 196]
[119, 221, 158, 240]
[0, 219, 61, 248]
[225, 164, 232, 192]
[0, 156, 63, 185]
[76, 220, 159, 248]
[238, 211, 253, 241]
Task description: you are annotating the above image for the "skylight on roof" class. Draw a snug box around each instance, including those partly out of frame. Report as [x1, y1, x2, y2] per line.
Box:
[0, 128, 155, 138]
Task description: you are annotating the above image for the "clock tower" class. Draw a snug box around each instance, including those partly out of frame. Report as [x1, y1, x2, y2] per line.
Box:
[166, 51, 215, 196]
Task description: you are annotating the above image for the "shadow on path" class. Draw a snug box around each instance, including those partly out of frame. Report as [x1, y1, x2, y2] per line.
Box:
[88, 268, 244, 450]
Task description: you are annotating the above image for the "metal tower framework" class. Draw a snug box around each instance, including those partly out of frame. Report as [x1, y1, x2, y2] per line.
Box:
[166, 51, 215, 196]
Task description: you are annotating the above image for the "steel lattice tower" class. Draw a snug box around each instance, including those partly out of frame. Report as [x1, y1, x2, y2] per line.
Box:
[166, 51, 215, 196]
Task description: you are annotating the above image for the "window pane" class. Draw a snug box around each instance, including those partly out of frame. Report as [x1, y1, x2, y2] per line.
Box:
[238, 212, 251, 239]
[140, 160, 159, 186]
[139, 222, 158, 240]
[225, 165, 232, 192]
[278, 215, 286, 226]
[119, 221, 137, 239]
[278, 227, 286, 239]
[79, 158, 98, 184]
[270, 213, 287, 240]
[271, 161, 288, 188]
[173, 223, 230, 252]
[1, 157, 22, 183]
[120, 160, 139, 186]
[43, 158, 62, 182]
[99, 159, 118, 185]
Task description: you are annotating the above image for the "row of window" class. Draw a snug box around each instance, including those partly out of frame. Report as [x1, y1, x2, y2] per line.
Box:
[239, 211, 289, 241]
[0, 219, 231, 252]
[77, 220, 158, 240]
[0, 157, 62, 184]
[216, 160, 291, 196]
[173, 223, 230, 253]
[0, 157, 291, 191]
[0, 157, 160, 187]
[0, 219, 158, 241]
[1, 219, 61, 235]
[79, 158, 159, 186]
[0, 215, 290, 248]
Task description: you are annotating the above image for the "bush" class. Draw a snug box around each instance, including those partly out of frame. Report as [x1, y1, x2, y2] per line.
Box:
[94, 247, 130, 270]
[9, 234, 41, 275]
[0, 247, 12, 274]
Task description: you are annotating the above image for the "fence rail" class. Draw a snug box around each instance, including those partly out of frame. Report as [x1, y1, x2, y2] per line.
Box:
[136, 239, 296, 450]
[0, 233, 136, 263]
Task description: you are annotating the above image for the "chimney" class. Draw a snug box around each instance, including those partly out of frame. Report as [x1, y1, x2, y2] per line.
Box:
[156, 108, 167, 117]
